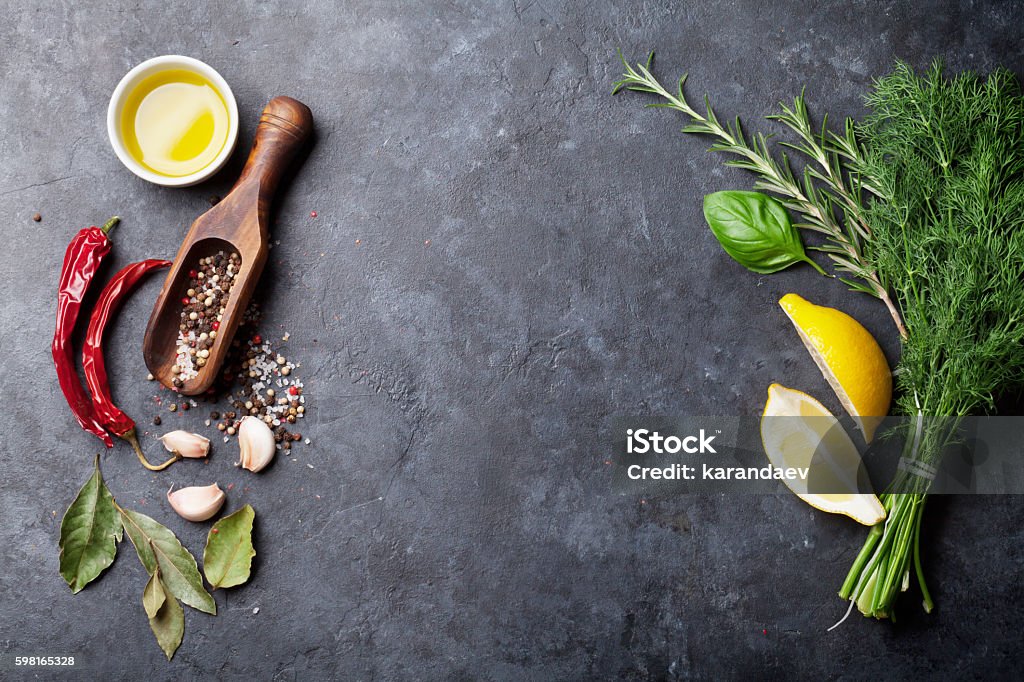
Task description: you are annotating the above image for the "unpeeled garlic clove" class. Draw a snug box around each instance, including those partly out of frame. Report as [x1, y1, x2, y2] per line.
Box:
[159, 430, 211, 459]
[237, 416, 275, 472]
[167, 483, 225, 522]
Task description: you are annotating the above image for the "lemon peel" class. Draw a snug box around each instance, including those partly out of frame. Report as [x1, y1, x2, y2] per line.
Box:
[761, 383, 885, 525]
[779, 293, 892, 442]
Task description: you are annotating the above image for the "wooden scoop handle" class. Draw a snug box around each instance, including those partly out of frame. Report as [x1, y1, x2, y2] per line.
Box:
[234, 96, 314, 201]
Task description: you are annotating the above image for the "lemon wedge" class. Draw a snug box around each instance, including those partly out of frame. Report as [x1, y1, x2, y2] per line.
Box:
[778, 293, 892, 442]
[761, 383, 885, 525]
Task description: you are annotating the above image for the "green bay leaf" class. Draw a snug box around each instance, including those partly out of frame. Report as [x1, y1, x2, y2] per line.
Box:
[147, 577, 184, 660]
[203, 505, 256, 589]
[58, 456, 121, 593]
[119, 507, 217, 615]
[143, 571, 166, 618]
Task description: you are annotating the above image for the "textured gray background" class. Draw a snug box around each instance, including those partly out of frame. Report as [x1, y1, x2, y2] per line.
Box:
[1, 0, 1023, 679]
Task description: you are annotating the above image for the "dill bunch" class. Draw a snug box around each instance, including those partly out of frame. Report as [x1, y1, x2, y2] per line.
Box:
[838, 61, 1024, 619]
[859, 61, 1024, 419]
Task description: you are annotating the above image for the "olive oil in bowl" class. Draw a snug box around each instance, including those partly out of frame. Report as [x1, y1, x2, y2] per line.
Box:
[109, 56, 238, 186]
[120, 69, 231, 178]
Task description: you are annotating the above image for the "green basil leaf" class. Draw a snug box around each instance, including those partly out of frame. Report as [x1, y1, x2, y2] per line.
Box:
[147, 577, 184, 660]
[203, 505, 256, 589]
[702, 190, 820, 274]
[119, 507, 217, 615]
[58, 456, 121, 593]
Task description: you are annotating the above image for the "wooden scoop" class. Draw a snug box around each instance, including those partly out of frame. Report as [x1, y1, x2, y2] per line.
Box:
[143, 96, 313, 395]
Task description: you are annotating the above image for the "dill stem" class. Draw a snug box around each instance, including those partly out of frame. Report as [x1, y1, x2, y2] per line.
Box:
[913, 498, 933, 613]
[839, 520, 883, 599]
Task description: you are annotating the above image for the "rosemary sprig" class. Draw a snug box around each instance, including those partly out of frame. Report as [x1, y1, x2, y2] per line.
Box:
[613, 52, 908, 338]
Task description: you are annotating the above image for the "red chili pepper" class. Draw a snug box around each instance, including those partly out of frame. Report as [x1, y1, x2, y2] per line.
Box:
[82, 259, 179, 471]
[53, 216, 119, 447]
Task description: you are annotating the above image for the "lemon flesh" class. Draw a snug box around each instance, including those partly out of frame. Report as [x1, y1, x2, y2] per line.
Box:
[761, 383, 885, 525]
[778, 293, 892, 442]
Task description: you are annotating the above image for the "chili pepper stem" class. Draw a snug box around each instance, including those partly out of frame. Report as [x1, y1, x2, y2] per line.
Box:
[100, 216, 120, 234]
[121, 427, 180, 471]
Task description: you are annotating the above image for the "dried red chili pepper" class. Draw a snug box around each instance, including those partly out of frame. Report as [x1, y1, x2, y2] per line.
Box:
[53, 216, 120, 447]
[83, 258, 179, 471]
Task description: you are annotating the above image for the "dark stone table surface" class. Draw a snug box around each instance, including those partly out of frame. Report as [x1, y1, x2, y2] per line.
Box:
[2, 1, 1022, 679]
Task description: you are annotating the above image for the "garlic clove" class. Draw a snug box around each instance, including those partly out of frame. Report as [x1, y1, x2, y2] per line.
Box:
[237, 416, 276, 473]
[159, 430, 211, 459]
[166, 483, 225, 522]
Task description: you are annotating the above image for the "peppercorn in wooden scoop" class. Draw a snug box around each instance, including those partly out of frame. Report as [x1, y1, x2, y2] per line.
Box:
[143, 96, 313, 395]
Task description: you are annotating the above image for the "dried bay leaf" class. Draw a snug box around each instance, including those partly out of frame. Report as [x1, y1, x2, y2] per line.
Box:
[143, 571, 165, 618]
[147, 576, 183, 660]
[119, 507, 217, 615]
[59, 456, 122, 593]
[203, 505, 256, 589]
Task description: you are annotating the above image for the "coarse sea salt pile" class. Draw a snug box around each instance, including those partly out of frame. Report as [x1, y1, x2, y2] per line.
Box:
[153, 325, 311, 452]
[211, 333, 309, 451]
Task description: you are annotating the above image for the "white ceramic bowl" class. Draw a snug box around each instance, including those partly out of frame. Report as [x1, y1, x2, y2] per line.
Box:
[107, 55, 238, 187]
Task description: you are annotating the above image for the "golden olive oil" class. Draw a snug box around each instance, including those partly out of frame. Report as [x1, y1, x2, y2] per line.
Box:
[120, 69, 230, 177]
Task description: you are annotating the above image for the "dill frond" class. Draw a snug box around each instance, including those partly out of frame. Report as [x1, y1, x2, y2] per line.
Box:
[856, 61, 1024, 420]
